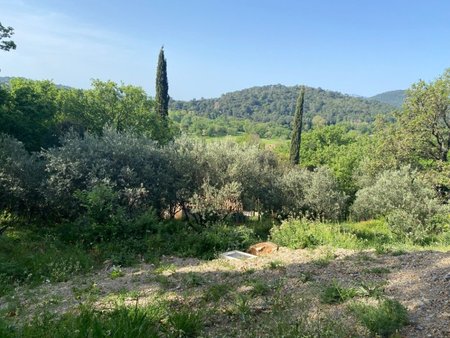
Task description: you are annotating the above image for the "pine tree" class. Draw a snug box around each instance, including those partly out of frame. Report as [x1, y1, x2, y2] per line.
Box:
[155, 46, 169, 119]
[289, 87, 305, 165]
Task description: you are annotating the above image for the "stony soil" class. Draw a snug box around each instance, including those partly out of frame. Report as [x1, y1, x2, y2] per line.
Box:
[1, 247, 449, 337]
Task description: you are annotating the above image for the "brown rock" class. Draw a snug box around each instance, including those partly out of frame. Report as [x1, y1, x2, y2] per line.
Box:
[247, 242, 279, 256]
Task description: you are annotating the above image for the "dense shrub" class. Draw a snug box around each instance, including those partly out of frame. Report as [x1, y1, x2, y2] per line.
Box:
[303, 167, 349, 221]
[279, 167, 348, 221]
[43, 129, 180, 219]
[186, 139, 281, 213]
[0, 134, 45, 218]
[278, 168, 308, 217]
[351, 167, 449, 241]
[189, 180, 243, 226]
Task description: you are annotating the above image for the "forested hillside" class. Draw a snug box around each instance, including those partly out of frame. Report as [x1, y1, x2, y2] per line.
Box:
[170, 85, 396, 126]
[369, 90, 406, 108]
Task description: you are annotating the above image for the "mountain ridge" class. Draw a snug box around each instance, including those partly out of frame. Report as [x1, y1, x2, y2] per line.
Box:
[170, 84, 399, 126]
[368, 90, 406, 108]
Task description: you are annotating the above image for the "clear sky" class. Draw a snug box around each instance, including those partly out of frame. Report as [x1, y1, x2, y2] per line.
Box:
[1, 0, 449, 100]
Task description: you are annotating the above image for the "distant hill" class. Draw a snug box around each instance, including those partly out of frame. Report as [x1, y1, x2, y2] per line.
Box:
[369, 90, 406, 108]
[0, 76, 71, 89]
[0, 76, 12, 85]
[170, 85, 396, 126]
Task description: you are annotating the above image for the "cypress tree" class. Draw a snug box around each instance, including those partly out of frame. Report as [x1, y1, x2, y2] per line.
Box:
[155, 46, 169, 119]
[289, 86, 305, 165]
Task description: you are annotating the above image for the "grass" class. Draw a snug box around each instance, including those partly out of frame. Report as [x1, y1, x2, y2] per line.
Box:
[356, 281, 386, 299]
[270, 218, 450, 252]
[0, 300, 204, 338]
[312, 250, 336, 267]
[320, 282, 358, 304]
[203, 283, 231, 302]
[182, 272, 206, 287]
[321, 280, 387, 305]
[72, 283, 101, 301]
[1, 303, 165, 338]
[298, 271, 314, 283]
[167, 309, 203, 337]
[349, 299, 409, 337]
[267, 260, 285, 270]
[0, 228, 96, 296]
[0, 216, 442, 337]
[233, 294, 252, 320]
[153, 263, 176, 275]
[247, 279, 272, 296]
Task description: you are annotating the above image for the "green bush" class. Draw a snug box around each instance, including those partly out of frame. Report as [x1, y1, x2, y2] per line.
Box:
[279, 167, 348, 221]
[270, 219, 320, 249]
[349, 299, 408, 337]
[0, 134, 46, 218]
[183, 223, 257, 259]
[352, 167, 449, 241]
[43, 129, 183, 219]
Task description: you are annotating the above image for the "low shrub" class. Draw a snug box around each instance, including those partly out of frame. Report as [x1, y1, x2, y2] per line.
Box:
[349, 299, 408, 337]
[270, 218, 360, 249]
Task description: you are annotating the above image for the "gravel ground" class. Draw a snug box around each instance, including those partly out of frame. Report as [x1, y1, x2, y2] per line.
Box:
[2, 247, 449, 337]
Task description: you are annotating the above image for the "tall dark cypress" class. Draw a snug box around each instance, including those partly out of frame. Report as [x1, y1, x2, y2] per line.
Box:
[289, 86, 305, 165]
[155, 47, 169, 119]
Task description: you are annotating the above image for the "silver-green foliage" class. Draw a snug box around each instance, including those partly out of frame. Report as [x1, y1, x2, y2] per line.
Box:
[351, 166, 448, 240]
[279, 167, 348, 221]
[0, 134, 44, 215]
[43, 128, 180, 218]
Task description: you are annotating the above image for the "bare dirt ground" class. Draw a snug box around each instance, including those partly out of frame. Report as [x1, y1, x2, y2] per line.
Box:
[2, 247, 449, 337]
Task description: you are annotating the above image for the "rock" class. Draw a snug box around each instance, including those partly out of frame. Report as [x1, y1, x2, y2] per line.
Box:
[247, 242, 279, 256]
[444, 273, 450, 282]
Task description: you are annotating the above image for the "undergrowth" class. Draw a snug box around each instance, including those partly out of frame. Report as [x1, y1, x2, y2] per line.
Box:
[0, 302, 203, 338]
[349, 299, 409, 337]
[270, 218, 450, 250]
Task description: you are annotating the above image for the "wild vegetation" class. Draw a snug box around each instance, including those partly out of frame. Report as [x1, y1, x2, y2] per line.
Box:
[0, 54, 449, 336]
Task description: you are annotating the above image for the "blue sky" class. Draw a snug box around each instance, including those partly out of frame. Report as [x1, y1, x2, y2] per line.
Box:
[1, 0, 449, 100]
